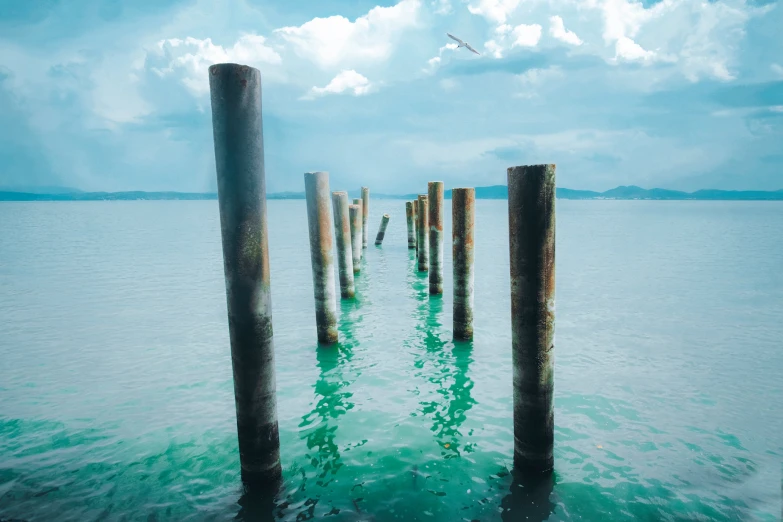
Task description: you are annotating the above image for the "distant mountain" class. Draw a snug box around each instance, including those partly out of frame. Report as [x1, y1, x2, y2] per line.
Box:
[1, 185, 782, 201]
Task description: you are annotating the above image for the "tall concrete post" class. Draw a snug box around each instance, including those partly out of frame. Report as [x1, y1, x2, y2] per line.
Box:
[208, 63, 281, 484]
[416, 194, 429, 272]
[452, 188, 475, 340]
[405, 202, 416, 249]
[508, 164, 556, 474]
[375, 214, 390, 245]
[353, 198, 363, 261]
[361, 187, 370, 249]
[413, 199, 419, 253]
[331, 191, 355, 299]
[428, 181, 444, 295]
[304, 172, 338, 345]
[349, 204, 362, 273]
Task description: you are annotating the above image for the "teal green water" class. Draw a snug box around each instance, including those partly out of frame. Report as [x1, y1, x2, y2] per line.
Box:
[0, 200, 781, 521]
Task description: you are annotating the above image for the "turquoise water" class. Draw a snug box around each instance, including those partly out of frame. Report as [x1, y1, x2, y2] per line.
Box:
[0, 200, 781, 521]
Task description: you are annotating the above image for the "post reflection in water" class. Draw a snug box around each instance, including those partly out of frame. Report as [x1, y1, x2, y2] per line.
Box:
[500, 468, 557, 522]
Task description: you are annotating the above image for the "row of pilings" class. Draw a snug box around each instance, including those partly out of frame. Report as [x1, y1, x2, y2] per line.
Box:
[207, 62, 555, 488]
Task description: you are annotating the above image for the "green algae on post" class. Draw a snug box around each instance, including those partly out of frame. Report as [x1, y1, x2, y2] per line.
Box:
[417, 194, 429, 272]
[331, 191, 356, 299]
[207, 62, 282, 485]
[428, 181, 444, 295]
[375, 214, 390, 245]
[452, 188, 475, 340]
[507, 164, 556, 474]
[304, 172, 338, 345]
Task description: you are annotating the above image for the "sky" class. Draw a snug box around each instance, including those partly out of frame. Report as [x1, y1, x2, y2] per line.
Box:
[0, 0, 782, 194]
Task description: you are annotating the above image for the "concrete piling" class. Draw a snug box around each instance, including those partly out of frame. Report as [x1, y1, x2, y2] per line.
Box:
[331, 191, 355, 299]
[416, 194, 429, 272]
[304, 172, 338, 345]
[507, 164, 556, 474]
[428, 182, 444, 295]
[413, 199, 419, 253]
[353, 198, 363, 261]
[452, 188, 475, 341]
[361, 187, 370, 249]
[375, 214, 390, 245]
[207, 62, 281, 484]
[406, 202, 416, 249]
[349, 204, 362, 273]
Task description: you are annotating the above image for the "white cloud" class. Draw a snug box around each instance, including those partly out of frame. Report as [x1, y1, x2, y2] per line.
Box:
[274, 0, 421, 70]
[484, 39, 505, 59]
[772, 64, 783, 78]
[150, 35, 282, 96]
[467, 0, 521, 24]
[514, 66, 564, 98]
[423, 43, 458, 73]
[302, 70, 374, 100]
[549, 15, 583, 46]
[432, 0, 452, 15]
[614, 36, 655, 62]
[511, 24, 542, 48]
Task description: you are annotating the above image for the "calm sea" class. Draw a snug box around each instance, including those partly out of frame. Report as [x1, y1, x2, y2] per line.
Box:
[0, 200, 781, 521]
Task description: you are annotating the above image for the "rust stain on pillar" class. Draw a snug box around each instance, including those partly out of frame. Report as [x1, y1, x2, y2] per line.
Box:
[304, 172, 338, 345]
[416, 194, 429, 272]
[349, 204, 362, 273]
[208, 62, 281, 485]
[428, 181, 444, 295]
[405, 202, 416, 249]
[452, 188, 475, 340]
[375, 214, 390, 245]
[331, 191, 355, 299]
[361, 187, 370, 249]
[507, 163, 556, 475]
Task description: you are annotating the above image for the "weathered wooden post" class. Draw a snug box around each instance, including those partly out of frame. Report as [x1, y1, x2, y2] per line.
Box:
[352, 198, 363, 261]
[208, 62, 281, 483]
[413, 199, 419, 253]
[304, 172, 338, 345]
[349, 204, 362, 273]
[452, 188, 475, 340]
[331, 191, 355, 299]
[428, 181, 444, 295]
[416, 194, 429, 272]
[361, 187, 370, 249]
[375, 214, 390, 245]
[508, 164, 556, 474]
[405, 202, 416, 249]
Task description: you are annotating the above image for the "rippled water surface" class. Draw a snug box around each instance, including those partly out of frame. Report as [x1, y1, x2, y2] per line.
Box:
[1, 200, 781, 521]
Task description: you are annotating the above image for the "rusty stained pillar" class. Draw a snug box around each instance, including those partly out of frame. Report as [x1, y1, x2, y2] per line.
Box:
[375, 214, 390, 245]
[405, 202, 416, 249]
[413, 199, 419, 254]
[507, 164, 556, 474]
[428, 181, 444, 295]
[452, 188, 475, 340]
[361, 187, 370, 249]
[349, 204, 362, 273]
[304, 172, 338, 345]
[208, 62, 281, 484]
[331, 191, 355, 299]
[416, 194, 429, 272]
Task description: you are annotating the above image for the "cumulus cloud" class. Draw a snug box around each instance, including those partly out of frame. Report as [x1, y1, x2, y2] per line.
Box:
[302, 70, 374, 100]
[432, 0, 452, 15]
[511, 24, 542, 48]
[149, 35, 282, 96]
[423, 43, 458, 73]
[467, 0, 521, 25]
[274, 0, 421, 70]
[614, 36, 656, 62]
[549, 15, 582, 46]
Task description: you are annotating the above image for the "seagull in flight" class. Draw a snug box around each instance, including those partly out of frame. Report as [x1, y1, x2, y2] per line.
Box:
[446, 33, 480, 55]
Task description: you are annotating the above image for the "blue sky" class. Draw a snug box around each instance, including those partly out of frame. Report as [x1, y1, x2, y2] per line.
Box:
[0, 0, 781, 193]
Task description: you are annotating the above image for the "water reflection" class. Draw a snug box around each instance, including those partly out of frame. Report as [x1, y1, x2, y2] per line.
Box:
[499, 468, 557, 522]
[235, 480, 283, 522]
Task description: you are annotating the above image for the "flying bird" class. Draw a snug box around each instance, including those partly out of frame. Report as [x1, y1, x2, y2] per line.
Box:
[446, 33, 480, 55]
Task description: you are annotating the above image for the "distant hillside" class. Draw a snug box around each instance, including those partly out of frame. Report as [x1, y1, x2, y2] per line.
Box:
[1, 185, 782, 201]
